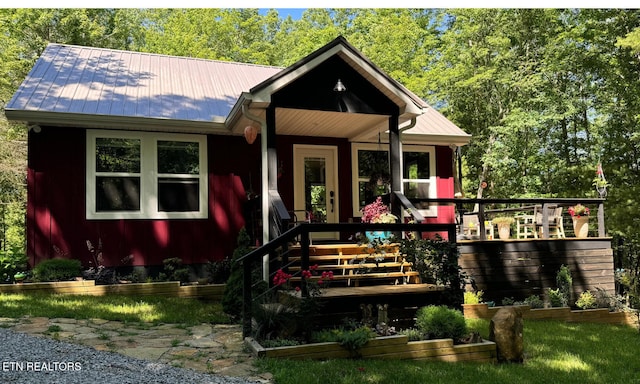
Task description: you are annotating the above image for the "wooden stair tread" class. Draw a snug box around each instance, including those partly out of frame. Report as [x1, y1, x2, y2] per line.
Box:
[289, 271, 419, 281]
[287, 262, 412, 270]
[285, 253, 401, 262]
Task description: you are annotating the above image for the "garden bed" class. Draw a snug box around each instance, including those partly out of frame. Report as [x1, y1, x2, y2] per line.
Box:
[462, 303, 638, 327]
[0, 280, 225, 300]
[245, 334, 497, 362]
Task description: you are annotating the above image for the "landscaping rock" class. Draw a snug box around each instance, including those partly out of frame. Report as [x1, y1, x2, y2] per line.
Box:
[489, 306, 524, 363]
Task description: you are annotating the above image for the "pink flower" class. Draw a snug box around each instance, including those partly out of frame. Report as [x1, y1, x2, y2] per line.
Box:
[295, 286, 301, 292]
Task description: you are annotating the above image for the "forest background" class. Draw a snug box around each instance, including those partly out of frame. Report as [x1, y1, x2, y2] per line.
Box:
[1, 8, 640, 254]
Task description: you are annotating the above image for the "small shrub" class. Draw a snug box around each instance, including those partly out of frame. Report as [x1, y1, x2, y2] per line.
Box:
[501, 297, 515, 306]
[548, 288, 565, 307]
[556, 264, 573, 306]
[398, 328, 423, 341]
[464, 290, 483, 304]
[524, 294, 544, 309]
[415, 305, 467, 341]
[576, 290, 598, 309]
[206, 257, 231, 284]
[32, 259, 82, 282]
[311, 326, 376, 352]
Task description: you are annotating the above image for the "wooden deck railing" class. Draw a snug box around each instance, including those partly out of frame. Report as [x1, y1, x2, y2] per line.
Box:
[412, 197, 606, 240]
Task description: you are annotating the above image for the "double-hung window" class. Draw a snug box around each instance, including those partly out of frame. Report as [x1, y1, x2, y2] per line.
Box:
[352, 143, 437, 218]
[86, 130, 208, 219]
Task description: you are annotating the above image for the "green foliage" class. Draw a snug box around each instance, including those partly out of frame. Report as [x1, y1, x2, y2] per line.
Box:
[0, 246, 27, 283]
[501, 297, 515, 306]
[398, 327, 423, 341]
[222, 227, 266, 319]
[32, 259, 81, 282]
[399, 236, 466, 307]
[464, 290, 483, 304]
[575, 291, 598, 310]
[547, 288, 565, 308]
[415, 305, 467, 341]
[311, 326, 376, 353]
[205, 257, 231, 284]
[556, 264, 573, 307]
[524, 294, 544, 309]
[157, 257, 190, 283]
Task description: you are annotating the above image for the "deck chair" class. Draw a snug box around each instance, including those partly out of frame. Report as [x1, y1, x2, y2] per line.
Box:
[536, 206, 565, 238]
[461, 214, 494, 239]
[516, 206, 539, 239]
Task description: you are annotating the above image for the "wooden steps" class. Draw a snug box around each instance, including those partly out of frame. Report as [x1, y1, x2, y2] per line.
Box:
[282, 243, 421, 287]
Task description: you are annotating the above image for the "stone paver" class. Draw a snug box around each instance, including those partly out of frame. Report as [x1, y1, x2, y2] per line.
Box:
[3, 316, 271, 383]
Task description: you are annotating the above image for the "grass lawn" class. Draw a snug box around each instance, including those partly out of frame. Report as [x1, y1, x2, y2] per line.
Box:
[0, 292, 230, 325]
[256, 318, 640, 384]
[3, 292, 640, 383]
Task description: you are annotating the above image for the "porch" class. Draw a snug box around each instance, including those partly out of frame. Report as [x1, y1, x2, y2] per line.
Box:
[238, 195, 613, 337]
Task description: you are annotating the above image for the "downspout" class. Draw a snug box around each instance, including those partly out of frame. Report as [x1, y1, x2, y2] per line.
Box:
[241, 104, 270, 281]
[398, 117, 417, 134]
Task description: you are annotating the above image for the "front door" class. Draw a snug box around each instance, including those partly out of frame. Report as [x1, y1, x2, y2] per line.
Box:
[293, 145, 339, 240]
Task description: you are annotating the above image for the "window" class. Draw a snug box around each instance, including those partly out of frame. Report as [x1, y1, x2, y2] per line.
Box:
[87, 130, 208, 219]
[352, 143, 436, 217]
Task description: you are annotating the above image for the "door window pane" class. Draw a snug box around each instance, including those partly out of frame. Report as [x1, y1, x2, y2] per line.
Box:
[96, 138, 140, 173]
[305, 157, 327, 223]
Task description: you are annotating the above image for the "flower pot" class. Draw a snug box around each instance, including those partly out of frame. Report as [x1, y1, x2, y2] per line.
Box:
[497, 224, 511, 240]
[572, 216, 589, 238]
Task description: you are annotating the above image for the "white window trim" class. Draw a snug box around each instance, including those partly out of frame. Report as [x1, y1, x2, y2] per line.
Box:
[86, 129, 208, 220]
[351, 143, 437, 218]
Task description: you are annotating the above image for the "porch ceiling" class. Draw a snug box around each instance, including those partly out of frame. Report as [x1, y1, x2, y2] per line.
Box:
[233, 107, 400, 142]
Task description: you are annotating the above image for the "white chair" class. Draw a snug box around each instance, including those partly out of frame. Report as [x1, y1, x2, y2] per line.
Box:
[516, 206, 539, 239]
[462, 214, 494, 239]
[536, 206, 565, 239]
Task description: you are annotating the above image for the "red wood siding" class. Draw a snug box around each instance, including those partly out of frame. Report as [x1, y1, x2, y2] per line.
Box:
[27, 127, 247, 268]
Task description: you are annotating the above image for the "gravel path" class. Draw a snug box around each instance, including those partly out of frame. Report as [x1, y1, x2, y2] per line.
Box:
[0, 328, 262, 384]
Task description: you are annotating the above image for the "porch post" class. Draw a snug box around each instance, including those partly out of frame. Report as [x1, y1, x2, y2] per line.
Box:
[388, 114, 402, 220]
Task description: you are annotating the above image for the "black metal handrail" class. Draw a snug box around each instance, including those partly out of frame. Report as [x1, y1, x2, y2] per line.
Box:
[238, 221, 457, 337]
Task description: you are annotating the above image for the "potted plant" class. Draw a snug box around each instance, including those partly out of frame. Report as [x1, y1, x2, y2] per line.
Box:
[361, 196, 398, 241]
[568, 204, 590, 238]
[13, 271, 26, 284]
[492, 217, 514, 240]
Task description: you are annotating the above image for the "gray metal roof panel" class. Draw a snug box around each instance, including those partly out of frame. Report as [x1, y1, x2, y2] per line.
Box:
[6, 43, 281, 124]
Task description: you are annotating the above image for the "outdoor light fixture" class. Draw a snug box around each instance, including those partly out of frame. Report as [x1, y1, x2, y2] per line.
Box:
[333, 78, 346, 92]
[244, 125, 258, 144]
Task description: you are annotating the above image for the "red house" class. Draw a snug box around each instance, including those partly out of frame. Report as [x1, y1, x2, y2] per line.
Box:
[5, 36, 470, 274]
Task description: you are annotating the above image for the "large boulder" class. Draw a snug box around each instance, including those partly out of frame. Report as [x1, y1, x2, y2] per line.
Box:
[489, 306, 524, 363]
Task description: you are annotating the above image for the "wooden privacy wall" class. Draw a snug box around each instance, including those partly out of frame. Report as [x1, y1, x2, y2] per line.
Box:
[459, 238, 615, 304]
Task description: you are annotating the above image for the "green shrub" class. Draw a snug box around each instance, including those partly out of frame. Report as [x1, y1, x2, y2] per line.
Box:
[464, 290, 483, 304]
[398, 328, 423, 341]
[524, 294, 544, 309]
[222, 227, 267, 319]
[556, 264, 573, 306]
[415, 305, 467, 341]
[548, 288, 565, 307]
[576, 290, 598, 309]
[501, 297, 515, 306]
[311, 326, 376, 352]
[0, 247, 28, 283]
[32, 259, 82, 282]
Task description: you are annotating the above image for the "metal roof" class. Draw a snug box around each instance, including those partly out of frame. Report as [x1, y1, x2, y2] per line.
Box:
[5, 42, 470, 145]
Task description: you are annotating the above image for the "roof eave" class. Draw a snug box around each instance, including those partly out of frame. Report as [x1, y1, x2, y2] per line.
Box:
[401, 133, 472, 147]
[5, 110, 229, 135]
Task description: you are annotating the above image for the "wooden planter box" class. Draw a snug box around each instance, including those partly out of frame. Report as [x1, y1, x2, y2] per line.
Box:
[245, 334, 497, 363]
[0, 280, 225, 300]
[463, 303, 637, 327]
